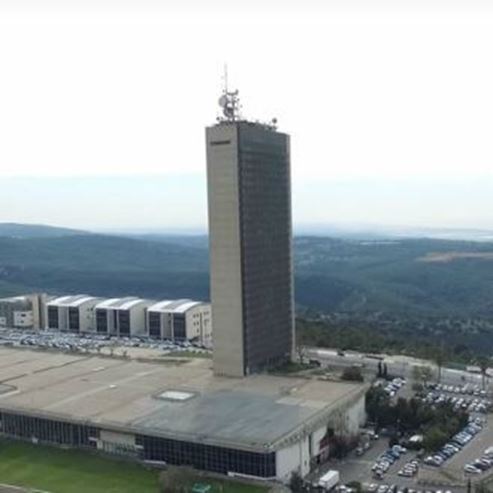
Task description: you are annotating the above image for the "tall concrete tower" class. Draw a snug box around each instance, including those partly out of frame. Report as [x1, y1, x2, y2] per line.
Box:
[206, 88, 295, 377]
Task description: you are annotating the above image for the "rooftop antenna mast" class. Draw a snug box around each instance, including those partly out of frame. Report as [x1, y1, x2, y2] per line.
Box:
[223, 63, 228, 94]
[218, 64, 241, 122]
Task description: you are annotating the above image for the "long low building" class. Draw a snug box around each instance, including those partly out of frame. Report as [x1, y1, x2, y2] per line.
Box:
[0, 348, 366, 481]
[0, 294, 45, 330]
[46, 295, 102, 332]
[147, 299, 212, 347]
[1, 292, 213, 346]
[94, 297, 153, 337]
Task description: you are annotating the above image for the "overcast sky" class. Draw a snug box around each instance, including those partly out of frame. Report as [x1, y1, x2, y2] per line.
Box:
[2, 0, 493, 231]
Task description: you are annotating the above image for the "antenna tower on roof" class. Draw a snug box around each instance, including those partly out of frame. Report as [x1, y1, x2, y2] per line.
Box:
[218, 64, 241, 122]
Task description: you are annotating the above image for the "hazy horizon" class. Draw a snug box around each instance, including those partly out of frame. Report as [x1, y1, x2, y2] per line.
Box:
[3, 173, 493, 232]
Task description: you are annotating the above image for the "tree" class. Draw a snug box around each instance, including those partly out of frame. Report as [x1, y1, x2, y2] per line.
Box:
[389, 434, 399, 447]
[342, 366, 364, 382]
[159, 467, 189, 493]
[412, 365, 433, 386]
[330, 435, 353, 459]
[365, 387, 393, 428]
[289, 472, 304, 493]
[423, 426, 448, 451]
[476, 356, 490, 391]
[434, 347, 445, 383]
[347, 482, 362, 493]
[296, 345, 307, 364]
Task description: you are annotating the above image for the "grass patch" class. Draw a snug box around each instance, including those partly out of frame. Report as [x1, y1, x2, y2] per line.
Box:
[183, 479, 268, 493]
[269, 361, 317, 374]
[0, 440, 159, 493]
[0, 441, 268, 493]
[160, 468, 269, 493]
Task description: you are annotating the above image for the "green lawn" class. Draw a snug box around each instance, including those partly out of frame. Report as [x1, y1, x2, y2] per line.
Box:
[201, 481, 267, 493]
[0, 441, 159, 493]
[0, 441, 269, 493]
[169, 476, 269, 493]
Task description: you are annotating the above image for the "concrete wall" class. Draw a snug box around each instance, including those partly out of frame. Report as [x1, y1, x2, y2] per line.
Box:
[78, 301, 99, 332]
[129, 303, 153, 336]
[13, 311, 33, 327]
[0, 297, 35, 329]
[344, 393, 366, 435]
[185, 304, 212, 346]
[207, 124, 245, 377]
[275, 390, 367, 481]
[276, 435, 311, 481]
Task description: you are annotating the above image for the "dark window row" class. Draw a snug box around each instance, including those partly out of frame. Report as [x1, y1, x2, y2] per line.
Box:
[47, 306, 59, 329]
[173, 314, 186, 339]
[118, 311, 130, 336]
[96, 309, 107, 333]
[68, 308, 80, 332]
[136, 434, 276, 477]
[149, 312, 161, 338]
[0, 412, 98, 448]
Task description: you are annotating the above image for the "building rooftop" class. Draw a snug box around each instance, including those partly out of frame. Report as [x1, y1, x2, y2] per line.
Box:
[0, 296, 30, 303]
[94, 297, 150, 310]
[147, 299, 206, 314]
[0, 348, 365, 453]
[47, 295, 99, 308]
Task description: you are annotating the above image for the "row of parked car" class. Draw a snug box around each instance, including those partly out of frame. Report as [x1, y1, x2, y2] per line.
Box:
[421, 390, 491, 414]
[397, 459, 419, 477]
[429, 382, 487, 397]
[372, 445, 408, 479]
[381, 378, 407, 398]
[423, 418, 484, 467]
[364, 484, 452, 493]
[464, 446, 493, 475]
[0, 328, 211, 354]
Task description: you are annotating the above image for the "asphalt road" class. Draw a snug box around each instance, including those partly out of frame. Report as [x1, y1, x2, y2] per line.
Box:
[306, 348, 491, 390]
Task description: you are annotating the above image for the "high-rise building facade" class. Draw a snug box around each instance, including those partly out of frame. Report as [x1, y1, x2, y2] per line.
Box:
[206, 104, 295, 377]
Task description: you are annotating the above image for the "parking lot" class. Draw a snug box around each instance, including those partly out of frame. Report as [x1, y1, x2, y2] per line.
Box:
[445, 415, 493, 479]
[313, 436, 416, 485]
[422, 383, 491, 415]
[0, 327, 212, 359]
[318, 415, 493, 493]
[320, 435, 466, 493]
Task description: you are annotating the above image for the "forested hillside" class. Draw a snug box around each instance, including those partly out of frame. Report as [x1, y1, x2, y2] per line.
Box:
[1, 230, 493, 317]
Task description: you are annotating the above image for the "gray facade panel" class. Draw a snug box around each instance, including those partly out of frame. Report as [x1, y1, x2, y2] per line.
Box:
[206, 124, 245, 377]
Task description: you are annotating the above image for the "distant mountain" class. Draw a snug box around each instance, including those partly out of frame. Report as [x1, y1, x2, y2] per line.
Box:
[0, 233, 209, 301]
[0, 223, 86, 239]
[2, 225, 493, 354]
[120, 233, 209, 249]
[1, 230, 493, 319]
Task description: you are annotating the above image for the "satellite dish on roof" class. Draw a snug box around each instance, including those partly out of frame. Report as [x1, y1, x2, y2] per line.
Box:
[218, 95, 228, 108]
[217, 64, 242, 122]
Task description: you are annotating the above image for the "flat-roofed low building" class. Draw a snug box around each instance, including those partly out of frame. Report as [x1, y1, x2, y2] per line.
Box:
[94, 297, 153, 337]
[0, 348, 367, 481]
[0, 294, 46, 330]
[147, 300, 212, 346]
[45, 295, 102, 333]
